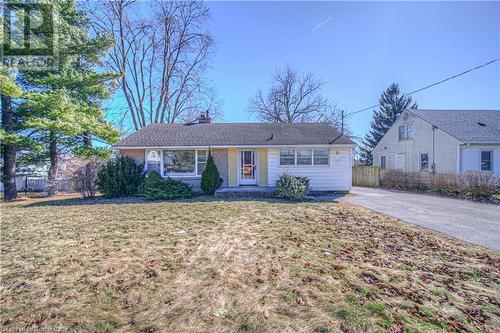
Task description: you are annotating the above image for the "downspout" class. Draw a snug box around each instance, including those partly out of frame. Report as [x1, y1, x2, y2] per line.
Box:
[431, 126, 436, 173]
[160, 150, 164, 177]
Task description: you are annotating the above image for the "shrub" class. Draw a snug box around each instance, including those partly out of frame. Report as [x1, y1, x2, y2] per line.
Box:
[427, 172, 461, 196]
[59, 157, 102, 198]
[138, 171, 194, 200]
[200, 150, 223, 195]
[276, 172, 310, 200]
[381, 169, 499, 200]
[462, 171, 498, 199]
[73, 158, 102, 198]
[97, 156, 144, 198]
[380, 170, 426, 191]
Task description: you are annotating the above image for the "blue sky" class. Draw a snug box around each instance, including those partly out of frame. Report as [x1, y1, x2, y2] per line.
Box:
[204, 1, 500, 141]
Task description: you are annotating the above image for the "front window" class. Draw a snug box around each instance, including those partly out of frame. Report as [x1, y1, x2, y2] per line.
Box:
[161, 150, 209, 176]
[146, 161, 161, 174]
[164, 150, 195, 176]
[197, 150, 208, 175]
[380, 156, 386, 170]
[279, 149, 330, 166]
[481, 151, 492, 171]
[296, 149, 312, 165]
[420, 153, 429, 171]
[280, 149, 295, 165]
[146, 150, 161, 174]
[398, 124, 413, 141]
[313, 149, 329, 165]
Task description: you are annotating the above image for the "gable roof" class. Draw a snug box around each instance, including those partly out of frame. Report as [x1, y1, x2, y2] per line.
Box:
[113, 122, 355, 148]
[407, 109, 500, 144]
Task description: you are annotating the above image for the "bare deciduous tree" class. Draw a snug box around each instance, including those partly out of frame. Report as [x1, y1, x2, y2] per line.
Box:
[248, 65, 342, 128]
[87, 0, 220, 130]
[59, 156, 102, 199]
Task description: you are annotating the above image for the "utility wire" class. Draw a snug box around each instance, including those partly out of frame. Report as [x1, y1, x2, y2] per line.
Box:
[344, 57, 500, 118]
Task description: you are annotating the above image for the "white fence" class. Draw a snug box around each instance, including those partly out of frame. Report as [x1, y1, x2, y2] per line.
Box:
[0, 176, 72, 192]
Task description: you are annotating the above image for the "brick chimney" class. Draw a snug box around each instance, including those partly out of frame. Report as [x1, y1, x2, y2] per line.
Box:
[198, 112, 211, 124]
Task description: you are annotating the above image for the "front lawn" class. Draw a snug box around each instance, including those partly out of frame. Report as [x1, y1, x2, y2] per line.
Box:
[1, 196, 499, 332]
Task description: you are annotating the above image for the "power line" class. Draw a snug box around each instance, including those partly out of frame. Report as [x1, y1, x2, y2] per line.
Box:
[345, 57, 500, 118]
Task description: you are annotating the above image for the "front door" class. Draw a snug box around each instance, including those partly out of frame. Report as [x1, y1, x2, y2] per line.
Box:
[239, 150, 257, 185]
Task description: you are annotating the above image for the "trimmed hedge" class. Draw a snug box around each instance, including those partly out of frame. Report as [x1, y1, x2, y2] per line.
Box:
[138, 171, 194, 200]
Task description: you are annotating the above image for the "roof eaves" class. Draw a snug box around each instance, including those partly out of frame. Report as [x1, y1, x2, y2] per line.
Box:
[459, 141, 500, 145]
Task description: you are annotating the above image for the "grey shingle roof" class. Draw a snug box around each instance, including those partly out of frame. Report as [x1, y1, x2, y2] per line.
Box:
[113, 122, 355, 148]
[408, 109, 500, 143]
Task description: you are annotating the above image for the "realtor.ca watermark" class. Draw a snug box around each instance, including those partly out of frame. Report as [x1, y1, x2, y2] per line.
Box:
[1, 1, 59, 71]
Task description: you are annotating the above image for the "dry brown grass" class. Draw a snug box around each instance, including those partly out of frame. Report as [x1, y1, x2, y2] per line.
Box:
[1, 195, 499, 332]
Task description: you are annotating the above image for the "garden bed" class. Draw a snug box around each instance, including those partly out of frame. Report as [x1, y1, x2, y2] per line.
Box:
[380, 170, 500, 205]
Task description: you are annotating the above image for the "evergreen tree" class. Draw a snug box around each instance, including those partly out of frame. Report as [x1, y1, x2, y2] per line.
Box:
[359, 83, 417, 165]
[2, 2, 119, 199]
[1, 66, 23, 201]
[0, 67, 22, 98]
[17, 1, 120, 194]
[200, 150, 223, 195]
[97, 156, 144, 198]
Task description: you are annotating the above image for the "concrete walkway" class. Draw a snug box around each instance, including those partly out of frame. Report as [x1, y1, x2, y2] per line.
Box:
[338, 187, 500, 252]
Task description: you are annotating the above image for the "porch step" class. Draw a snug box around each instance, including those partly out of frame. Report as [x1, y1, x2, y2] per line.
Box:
[214, 186, 276, 198]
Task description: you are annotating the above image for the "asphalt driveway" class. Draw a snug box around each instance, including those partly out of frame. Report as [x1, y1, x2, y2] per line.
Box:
[338, 187, 500, 252]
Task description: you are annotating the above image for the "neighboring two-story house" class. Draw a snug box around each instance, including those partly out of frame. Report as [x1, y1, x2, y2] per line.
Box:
[372, 109, 500, 176]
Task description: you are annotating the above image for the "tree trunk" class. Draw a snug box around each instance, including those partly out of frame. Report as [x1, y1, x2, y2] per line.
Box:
[1, 95, 17, 201]
[83, 133, 92, 147]
[47, 130, 58, 196]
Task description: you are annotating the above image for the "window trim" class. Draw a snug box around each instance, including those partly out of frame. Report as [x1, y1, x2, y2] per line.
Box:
[419, 153, 429, 171]
[279, 148, 330, 167]
[480, 150, 493, 171]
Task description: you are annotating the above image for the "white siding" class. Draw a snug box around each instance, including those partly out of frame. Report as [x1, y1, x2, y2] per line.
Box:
[267, 148, 352, 191]
[373, 111, 461, 173]
[460, 145, 500, 176]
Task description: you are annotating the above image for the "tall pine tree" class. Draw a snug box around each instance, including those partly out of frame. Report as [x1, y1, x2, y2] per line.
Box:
[359, 83, 417, 165]
[17, 0, 119, 194]
[1, 66, 23, 201]
[1, 1, 119, 199]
